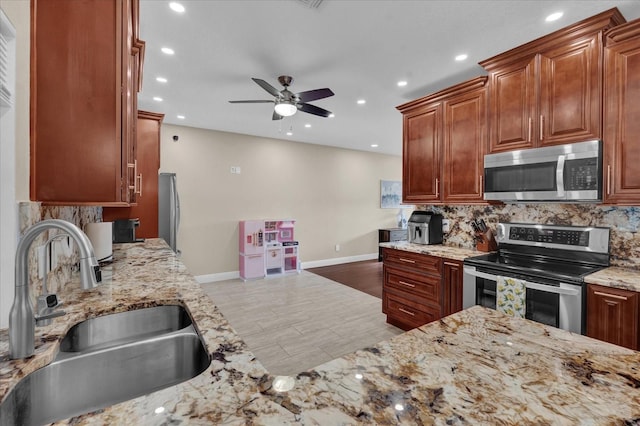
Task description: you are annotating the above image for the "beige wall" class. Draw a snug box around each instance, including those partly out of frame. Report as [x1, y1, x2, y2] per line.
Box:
[160, 124, 405, 277]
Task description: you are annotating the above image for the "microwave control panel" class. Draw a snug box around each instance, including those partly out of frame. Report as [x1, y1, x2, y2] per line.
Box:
[566, 158, 599, 190]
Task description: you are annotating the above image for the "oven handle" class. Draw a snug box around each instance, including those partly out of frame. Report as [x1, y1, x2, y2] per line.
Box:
[463, 267, 580, 296]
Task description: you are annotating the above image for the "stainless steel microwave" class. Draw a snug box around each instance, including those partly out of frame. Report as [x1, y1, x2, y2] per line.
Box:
[483, 140, 602, 202]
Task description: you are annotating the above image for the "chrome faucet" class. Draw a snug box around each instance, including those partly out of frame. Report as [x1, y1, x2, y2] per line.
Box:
[9, 219, 102, 359]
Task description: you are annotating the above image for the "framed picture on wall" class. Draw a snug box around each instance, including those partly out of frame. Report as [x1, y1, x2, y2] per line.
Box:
[380, 180, 407, 208]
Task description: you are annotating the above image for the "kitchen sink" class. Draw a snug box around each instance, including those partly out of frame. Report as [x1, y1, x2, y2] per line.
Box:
[59, 304, 193, 352]
[0, 306, 211, 426]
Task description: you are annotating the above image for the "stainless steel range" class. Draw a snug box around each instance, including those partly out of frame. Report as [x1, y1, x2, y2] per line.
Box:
[463, 222, 610, 334]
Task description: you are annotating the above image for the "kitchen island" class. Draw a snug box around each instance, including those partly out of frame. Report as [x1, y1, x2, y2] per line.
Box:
[1, 239, 638, 424]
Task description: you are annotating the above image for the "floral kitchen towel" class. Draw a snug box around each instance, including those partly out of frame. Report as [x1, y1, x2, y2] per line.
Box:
[496, 276, 526, 318]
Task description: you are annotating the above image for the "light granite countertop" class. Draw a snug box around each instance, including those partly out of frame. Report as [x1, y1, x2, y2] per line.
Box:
[379, 241, 483, 261]
[1, 239, 639, 424]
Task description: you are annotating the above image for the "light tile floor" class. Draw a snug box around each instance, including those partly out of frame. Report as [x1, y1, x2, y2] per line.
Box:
[200, 271, 403, 376]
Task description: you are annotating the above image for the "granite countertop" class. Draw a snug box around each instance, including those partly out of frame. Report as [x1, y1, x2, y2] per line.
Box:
[379, 241, 483, 261]
[585, 266, 640, 292]
[1, 239, 639, 424]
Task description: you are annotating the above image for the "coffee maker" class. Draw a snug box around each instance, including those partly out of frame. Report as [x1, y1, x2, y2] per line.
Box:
[113, 219, 142, 243]
[407, 211, 443, 245]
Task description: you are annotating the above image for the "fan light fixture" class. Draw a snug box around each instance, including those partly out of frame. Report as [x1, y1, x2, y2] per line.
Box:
[274, 101, 297, 117]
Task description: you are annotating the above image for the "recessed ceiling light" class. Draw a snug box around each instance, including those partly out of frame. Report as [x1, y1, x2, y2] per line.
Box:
[304, 124, 311, 128]
[397, 81, 407, 87]
[177, 115, 185, 119]
[357, 99, 366, 105]
[546, 11, 563, 22]
[156, 77, 168, 83]
[153, 96, 163, 102]
[455, 54, 468, 61]
[329, 113, 335, 118]
[161, 47, 174, 55]
[286, 131, 293, 136]
[371, 144, 379, 148]
[169, 2, 185, 13]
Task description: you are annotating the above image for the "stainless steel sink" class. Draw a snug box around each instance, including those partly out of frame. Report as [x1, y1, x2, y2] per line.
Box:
[60, 304, 193, 352]
[0, 306, 211, 426]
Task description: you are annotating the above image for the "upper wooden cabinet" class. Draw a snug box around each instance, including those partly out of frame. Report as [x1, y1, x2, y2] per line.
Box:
[30, 0, 143, 205]
[103, 110, 164, 238]
[398, 77, 487, 205]
[603, 18, 640, 205]
[480, 8, 625, 153]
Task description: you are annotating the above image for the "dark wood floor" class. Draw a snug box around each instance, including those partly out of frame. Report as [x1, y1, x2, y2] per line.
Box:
[307, 260, 383, 299]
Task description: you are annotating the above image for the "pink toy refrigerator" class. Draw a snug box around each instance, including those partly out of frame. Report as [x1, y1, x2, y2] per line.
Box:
[239, 220, 265, 280]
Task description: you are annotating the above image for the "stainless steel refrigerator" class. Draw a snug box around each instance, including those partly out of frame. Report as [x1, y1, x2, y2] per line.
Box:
[158, 173, 180, 253]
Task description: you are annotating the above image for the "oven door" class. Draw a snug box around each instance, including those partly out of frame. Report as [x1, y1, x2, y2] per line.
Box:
[463, 266, 583, 334]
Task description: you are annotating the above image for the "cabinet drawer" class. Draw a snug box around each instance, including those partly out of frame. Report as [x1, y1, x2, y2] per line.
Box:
[389, 230, 408, 241]
[384, 266, 440, 303]
[383, 248, 441, 275]
[385, 292, 440, 330]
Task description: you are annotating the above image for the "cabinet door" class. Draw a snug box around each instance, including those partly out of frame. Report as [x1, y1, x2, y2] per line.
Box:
[103, 111, 164, 238]
[586, 284, 639, 350]
[30, 0, 139, 206]
[603, 20, 640, 205]
[442, 260, 463, 316]
[538, 35, 602, 147]
[487, 57, 537, 153]
[443, 87, 486, 202]
[402, 103, 441, 203]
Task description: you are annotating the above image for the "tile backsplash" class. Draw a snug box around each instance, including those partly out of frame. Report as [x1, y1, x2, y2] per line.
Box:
[420, 204, 640, 269]
[19, 202, 102, 303]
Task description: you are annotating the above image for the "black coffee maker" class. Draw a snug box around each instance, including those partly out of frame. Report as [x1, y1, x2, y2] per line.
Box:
[113, 219, 142, 243]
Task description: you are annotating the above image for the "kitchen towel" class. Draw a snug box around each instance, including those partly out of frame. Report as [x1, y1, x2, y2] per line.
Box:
[496, 276, 526, 318]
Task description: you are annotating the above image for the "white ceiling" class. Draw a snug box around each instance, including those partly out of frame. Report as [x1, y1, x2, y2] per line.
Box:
[138, 0, 640, 156]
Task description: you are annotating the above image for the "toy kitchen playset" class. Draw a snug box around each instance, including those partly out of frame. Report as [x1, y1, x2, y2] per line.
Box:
[239, 220, 300, 280]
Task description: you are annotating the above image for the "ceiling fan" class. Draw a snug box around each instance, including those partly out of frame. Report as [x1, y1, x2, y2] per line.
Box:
[229, 76, 334, 120]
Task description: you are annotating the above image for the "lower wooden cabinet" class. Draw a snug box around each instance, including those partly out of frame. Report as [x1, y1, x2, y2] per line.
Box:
[443, 260, 463, 316]
[586, 284, 639, 350]
[382, 248, 463, 330]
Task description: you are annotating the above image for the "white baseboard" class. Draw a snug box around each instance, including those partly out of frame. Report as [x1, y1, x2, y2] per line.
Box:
[195, 253, 378, 283]
[195, 271, 239, 283]
[301, 253, 378, 269]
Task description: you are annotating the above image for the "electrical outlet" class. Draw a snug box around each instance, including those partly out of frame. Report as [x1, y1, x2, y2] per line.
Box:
[442, 219, 450, 233]
[335, 244, 340, 252]
[230, 166, 242, 174]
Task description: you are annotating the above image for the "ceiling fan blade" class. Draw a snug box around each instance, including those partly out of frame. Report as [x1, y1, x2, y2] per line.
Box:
[298, 103, 332, 118]
[228, 100, 274, 104]
[252, 78, 281, 97]
[296, 88, 334, 103]
[272, 111, 284, 120]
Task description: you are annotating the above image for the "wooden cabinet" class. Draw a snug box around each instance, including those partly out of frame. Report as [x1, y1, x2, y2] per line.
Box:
[103, 111, 164, 238]
[586, 284, 639, 350]
[603, 18, 640, 205]
[30, 0, 143, 205]
[398, 77, 487, 204]
[382, 248, 442, 330]
[442, 260, 463, 316]
[480, 8, 624, 153]
[382, 248, 464, 330]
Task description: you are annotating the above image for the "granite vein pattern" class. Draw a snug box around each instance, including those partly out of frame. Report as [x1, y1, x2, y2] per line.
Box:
[2, 240, 639, 425]
[379, 241, 483, 261]
[585, 266, 640, 292]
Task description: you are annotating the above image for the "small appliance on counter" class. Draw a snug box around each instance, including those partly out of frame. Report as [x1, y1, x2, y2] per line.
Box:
[85, 222, 113, 263]
[113, 219, 142, 243]
[407, 211, 443, 245]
